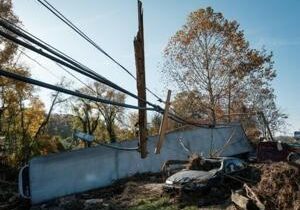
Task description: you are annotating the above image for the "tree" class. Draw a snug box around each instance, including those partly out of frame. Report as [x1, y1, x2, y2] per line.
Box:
[0, 1, 68, 165]
[122, 111, 138, 138]
[0, 0, 19, 67]
[71, 98, 100, 147]
[164, 7, 251, 124]
[34, 91, 63, 140]
[149, 113, 162, 135]
[0, 0, 21, 135]
[71, 82, 126, 143]
[94, 83, 125, 142]
[172, 90, 208, 121]
[163, 7, 286, 135]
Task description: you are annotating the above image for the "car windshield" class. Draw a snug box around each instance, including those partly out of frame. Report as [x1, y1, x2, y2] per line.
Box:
[224, 159, 246, 173]
[192, 159, 221, 171]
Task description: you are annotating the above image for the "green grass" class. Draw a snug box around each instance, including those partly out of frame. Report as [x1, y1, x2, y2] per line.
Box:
[128, 197, 198, 210]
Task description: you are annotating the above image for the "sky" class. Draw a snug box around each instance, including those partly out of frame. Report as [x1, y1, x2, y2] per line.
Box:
[11, 0, 300, 135]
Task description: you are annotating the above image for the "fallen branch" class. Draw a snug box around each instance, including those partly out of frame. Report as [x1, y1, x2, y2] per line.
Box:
[231, 191, 250, 209]
[244, 183, 265, 210]
[0, 180, 17, 185]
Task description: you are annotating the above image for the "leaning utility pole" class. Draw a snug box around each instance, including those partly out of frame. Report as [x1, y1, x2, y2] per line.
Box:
[134, 0, 147, 158]
[155, 90, 171, 154]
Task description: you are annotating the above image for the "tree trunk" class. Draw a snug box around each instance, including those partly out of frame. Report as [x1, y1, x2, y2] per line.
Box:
[228, 75, 232, 123]
[19, 99, 29, 165]
[207, 79, 216, 125]
[106, 121, 116, 143]
[34, 92, 59, 140]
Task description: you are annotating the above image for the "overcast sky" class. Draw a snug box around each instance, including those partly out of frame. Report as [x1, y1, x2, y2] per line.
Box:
[12, 0, 300, 135]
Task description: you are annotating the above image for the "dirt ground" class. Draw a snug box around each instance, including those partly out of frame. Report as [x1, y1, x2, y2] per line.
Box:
[26, 173, 237, 210]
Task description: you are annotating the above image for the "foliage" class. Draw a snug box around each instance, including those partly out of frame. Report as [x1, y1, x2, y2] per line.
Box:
[163, 7, 286, 137]
[0, 1, 67, 166]
[0, 0, 19, 66]
[44, 113, 74, 138]
[172, 90, 209, 121]
[149, 112, 162, 136]
[71, 82, 126, 144]
[129, 197, 198, 210]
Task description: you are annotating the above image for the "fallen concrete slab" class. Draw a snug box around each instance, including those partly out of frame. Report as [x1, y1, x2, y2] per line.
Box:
[21, 123, 253, 204]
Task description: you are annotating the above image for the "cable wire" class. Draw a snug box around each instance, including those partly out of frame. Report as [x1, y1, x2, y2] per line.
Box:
[36, 0, 164, 102]
[19, 49, 60, 80]
[20, 49, 97, 95]
[98, 143, 138, 151]
[0, 17, 218, 129]
[0, 18, 161, 111]
[0, 68, 156, 111]
[55, 62, 96, 93]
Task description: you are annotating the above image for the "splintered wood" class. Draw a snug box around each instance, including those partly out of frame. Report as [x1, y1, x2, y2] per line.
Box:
[155, 90, 171, 154]
[134, 0, 147, 158]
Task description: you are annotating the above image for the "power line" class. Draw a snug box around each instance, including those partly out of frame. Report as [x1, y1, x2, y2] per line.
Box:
[19, 49, 60, 80]
[20, 49, 96, 93]
[0, 18, 161, 111]
[54, 62, 96, 93]
[0, 17, 214, 128]
[36, 0, 135, 78]
[35, 0, 164, 103]
[5, 21, 99, 95]
[0, 68, 156, 111]
[98, 143, 138, 151]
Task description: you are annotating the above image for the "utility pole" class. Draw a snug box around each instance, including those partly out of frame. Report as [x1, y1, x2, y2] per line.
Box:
[134, 0, 147, 158]
[155, 90, 171, 154]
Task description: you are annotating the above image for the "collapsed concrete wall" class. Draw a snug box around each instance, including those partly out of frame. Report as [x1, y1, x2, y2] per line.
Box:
[28, 124, 252, 204]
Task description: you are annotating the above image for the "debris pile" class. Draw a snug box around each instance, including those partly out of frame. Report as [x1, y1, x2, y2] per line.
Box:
[250, 162, 300, 210]
[186, 154, 203, 170]
[186, 154, 221, 171]
[0, 182, 19, 210]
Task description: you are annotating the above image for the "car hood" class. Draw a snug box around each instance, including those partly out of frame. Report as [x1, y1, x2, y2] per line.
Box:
[166, 169, 218, 184]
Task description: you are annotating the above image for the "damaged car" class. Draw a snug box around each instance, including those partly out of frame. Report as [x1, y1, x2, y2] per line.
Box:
[163, 157, 247, 192]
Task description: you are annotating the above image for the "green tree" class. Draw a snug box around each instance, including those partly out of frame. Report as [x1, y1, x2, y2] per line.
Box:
[149, 113, 162, 136]
[71, 82, 126, 143]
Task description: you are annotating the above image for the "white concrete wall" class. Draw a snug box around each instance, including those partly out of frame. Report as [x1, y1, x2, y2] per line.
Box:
[28, 124, 252, 204]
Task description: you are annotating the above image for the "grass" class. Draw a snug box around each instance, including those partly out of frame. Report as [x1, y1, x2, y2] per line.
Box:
[128, 197, 198, 210]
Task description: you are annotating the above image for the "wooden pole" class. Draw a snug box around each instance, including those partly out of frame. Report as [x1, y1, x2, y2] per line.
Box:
[155, 90, 171, 154]
[134, 0, 147, 158]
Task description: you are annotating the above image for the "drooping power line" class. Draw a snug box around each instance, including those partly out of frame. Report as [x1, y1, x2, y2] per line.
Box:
[20, 49, 96, 93]
[19, 49, 60, 80]
[0, 16, 214, 128]
[0, 18, 162, 111]
[0, 68, 156, 111]
[35, 0, 164, 103]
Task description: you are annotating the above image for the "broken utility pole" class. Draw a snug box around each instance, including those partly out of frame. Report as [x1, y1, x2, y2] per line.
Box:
[134, 0, 147, 158]
[155, 90, 171, 154]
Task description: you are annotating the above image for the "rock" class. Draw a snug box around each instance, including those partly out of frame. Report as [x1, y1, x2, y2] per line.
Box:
[31, 206, 63, 210]
[84, 198, 103, 205]
[84, 198, 104, 210]
[231, 191, 250, 209]
[30, 206, 41, 210]
[58, 195, 76, 204]
[58, 195, 83, 210]
[8, 194, 17, 203]
[102, 203, 109, 207]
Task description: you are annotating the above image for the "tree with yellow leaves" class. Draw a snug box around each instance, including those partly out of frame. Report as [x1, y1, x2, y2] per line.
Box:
[163, 7, 286, 137]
